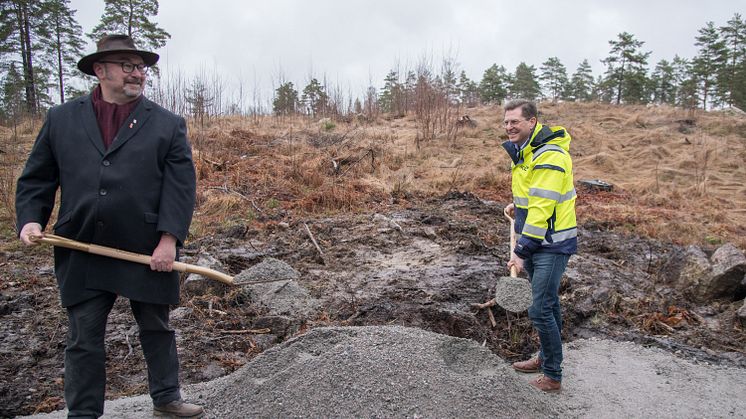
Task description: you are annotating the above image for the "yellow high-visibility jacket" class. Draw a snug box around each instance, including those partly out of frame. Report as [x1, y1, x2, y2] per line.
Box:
[501, 122, 577, 258]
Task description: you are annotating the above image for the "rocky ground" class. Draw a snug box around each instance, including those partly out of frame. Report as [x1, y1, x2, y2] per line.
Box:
[2, 192, 745, 417]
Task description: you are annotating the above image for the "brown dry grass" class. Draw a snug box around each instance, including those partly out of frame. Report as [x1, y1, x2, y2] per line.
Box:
[1, 102, 745, 249]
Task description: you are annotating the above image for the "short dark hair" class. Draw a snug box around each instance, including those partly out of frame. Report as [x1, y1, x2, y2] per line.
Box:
[504, 99, 537, 120]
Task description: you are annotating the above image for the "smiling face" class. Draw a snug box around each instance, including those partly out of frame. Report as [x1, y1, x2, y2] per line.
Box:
[93, 53, 147, 104]
[504, 108, 537, 144]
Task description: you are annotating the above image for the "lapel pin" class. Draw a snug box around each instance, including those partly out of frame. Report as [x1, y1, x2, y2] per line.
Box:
[129, 119, 137, 129]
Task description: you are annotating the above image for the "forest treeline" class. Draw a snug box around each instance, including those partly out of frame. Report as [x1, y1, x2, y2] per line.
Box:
[1, 0, 745, 123]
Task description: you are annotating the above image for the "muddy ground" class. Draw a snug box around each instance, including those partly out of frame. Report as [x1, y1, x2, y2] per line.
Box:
[1, 192, 744, 417]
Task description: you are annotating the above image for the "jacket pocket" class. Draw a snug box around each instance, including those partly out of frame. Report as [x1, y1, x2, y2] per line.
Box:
[144, 212, 159, 224]
[53, 211, 72, 230]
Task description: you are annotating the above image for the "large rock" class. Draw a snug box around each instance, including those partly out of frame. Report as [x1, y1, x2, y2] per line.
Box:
[707, 244, 746, 299]
[676, 244, 746, 302]
[234, 257, 318, 318]
[183, 253, 229, 295]
[676, 246, 711, 300]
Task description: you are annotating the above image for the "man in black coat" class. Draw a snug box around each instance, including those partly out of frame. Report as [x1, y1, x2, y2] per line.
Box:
[16, 35, 202, 418]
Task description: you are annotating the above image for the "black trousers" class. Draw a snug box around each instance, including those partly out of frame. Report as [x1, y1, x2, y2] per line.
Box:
[64, 292, 181, 418]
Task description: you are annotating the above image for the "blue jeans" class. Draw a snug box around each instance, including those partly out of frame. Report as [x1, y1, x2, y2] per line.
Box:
[525, 252, 570, 382]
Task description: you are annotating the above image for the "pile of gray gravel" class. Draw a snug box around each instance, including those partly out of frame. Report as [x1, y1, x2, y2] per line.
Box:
[191, 325, 562, 418]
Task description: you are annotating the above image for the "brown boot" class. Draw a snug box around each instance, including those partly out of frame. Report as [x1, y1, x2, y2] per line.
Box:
[512, 357, 542, 373]
[153, 399, 205, 418]
[529, 375, 561, 393]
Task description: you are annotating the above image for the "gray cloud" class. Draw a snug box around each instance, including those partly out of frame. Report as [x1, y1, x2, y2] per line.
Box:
[71, 0, 741, 99]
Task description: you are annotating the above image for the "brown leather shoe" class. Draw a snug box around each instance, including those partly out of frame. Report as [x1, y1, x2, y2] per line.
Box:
[153, 399, 205, 418]
[529, 375, 561, 393]
[512, 357, 542, 373]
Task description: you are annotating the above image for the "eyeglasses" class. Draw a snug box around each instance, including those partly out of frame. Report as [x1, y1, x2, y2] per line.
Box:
[503, 119, 529, 127]
[98, 61, 149, 74]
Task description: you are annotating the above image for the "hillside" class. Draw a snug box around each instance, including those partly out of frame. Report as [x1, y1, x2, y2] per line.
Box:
[183, 101, 746, 248]
[1, 102, 745, 416]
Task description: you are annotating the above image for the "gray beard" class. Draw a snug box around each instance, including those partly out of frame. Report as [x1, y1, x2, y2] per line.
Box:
[122, 84, 143, 98]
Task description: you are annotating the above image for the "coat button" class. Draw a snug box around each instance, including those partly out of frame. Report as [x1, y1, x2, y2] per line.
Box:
[99, 189, 107, 196]
[102, 160, 110, 166]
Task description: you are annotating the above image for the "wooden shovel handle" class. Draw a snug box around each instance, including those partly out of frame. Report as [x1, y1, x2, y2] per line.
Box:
[504, 208, 518, 278]
[30, 234, 234, 285]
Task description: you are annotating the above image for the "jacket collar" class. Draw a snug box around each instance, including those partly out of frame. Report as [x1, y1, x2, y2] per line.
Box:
[530, 123, 567, 148]
[78, 94, 154, 156]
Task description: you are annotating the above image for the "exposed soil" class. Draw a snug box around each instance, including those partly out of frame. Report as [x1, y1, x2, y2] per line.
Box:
[2, 192, 744, 417]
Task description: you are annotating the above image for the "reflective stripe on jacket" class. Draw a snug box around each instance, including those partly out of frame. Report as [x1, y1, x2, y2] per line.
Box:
[501, 122, 577, 258]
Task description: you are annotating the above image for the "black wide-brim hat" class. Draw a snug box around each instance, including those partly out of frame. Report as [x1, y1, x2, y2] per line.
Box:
[77, 34, 159, 76]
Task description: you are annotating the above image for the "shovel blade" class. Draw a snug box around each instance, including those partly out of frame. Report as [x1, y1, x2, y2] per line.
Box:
[494, 276, 532, 313]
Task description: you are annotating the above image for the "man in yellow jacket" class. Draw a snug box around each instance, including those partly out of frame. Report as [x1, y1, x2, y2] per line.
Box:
[502, 99, 577, 393]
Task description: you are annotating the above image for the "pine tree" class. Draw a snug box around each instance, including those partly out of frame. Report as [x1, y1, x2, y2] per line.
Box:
[672, 55, 698, 109]
[601, 32, 651, 104]
[379, 70, 405, 116]
[44, 0, 85, 103]
[509, 62, 541, 100]
[272, 81, 298, 116]
[1, 62, 25, 123]
[539, 56, 568, 102]
[0, 0, 54, 114]
[403, 70, 417, 113]
[650, 59, 677, 105]
[88, 0, 170, 55]
[0, 5, 15, 59]
[593, 75, 614, 103]
[478, 64, 508, 104]
[301, 78, 328, 117]
[566, 59, 594, 102]
[719, 13, 746, 108]
[692, 22, 727, 109]
[185, 77, 213, 127]
[457, 70, 479, 107]
[440, 60, 458, 105]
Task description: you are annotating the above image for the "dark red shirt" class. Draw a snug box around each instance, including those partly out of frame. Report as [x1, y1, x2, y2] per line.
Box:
[91, 85, 142, 149]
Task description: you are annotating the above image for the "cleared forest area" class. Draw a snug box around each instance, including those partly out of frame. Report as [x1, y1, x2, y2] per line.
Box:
[1, 102, 745, 416]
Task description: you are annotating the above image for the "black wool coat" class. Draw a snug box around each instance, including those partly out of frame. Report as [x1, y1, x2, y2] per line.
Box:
[15, 94, 197, 307]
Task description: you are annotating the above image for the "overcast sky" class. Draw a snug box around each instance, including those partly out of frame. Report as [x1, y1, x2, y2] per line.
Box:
[69, 0, 742, 101]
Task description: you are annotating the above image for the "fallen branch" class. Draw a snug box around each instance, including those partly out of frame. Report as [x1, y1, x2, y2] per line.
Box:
[304, 222, 324, 257]
[124, 329, 133, 361]
[472, 299, 497, 328]
[339, 148, 376, 177]
[472, 298, 496, 309]
[486, 307, 497, 328]
[218, 328, 271, 335]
